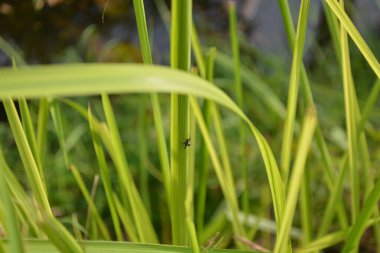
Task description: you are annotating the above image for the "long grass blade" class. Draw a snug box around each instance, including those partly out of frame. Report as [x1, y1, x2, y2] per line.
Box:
[170, 0, 192, 245]
[280, 0, 310, 183]
[3, 97, 52, 215]
[274, 107, 317, 253]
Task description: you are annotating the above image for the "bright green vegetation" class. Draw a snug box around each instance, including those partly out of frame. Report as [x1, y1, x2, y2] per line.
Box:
[0, 0, 380, 253]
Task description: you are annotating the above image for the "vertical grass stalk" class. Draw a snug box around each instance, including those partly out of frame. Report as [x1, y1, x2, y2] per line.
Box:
[280, 0, 311, 184]
[170, 0, 192, 245]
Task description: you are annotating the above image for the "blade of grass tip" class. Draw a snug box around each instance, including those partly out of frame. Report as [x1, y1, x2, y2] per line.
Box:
[85, 175, 100, 240]
[324, 0, 380, 79]
[3, 97, 52, 216]
[69, 164, 111, 240]
[195, 47, 216, 241]
[101, 94, 158, 243]
[137, 95, 152, 217]
[133, 0, 171, 204]
[274, 107, 317, 253]
[342, 179, 380, 253]
[280, 0, 311, 184]
[170, 0, 192, 245]
[50, 100, 69, 169]
[228, 0, 249, 219]
[0, 148, 25, 253]
[88, 106, 123, 241]
[358, 79, 380, 134]
[339, 0, 359, 223]
[19, 98, 44, 179]
[72, 214, 83, 241]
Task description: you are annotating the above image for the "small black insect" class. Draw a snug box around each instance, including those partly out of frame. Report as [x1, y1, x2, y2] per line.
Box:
[183, 138, 191, 149]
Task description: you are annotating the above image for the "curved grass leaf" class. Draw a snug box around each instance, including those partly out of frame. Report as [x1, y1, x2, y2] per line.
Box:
[0, 63, 286, 247]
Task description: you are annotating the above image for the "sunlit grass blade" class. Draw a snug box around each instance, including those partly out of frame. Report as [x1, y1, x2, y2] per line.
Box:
[324, 0, 380, 79]
[274, 107, 317, 253]
[339, 1, 359, 223]
[0, 64, 287, 245]
[7, 239, 257, 253]
[69, 164, 111, 240]
[170, 0, 192, 245]
[280, 0, 310, 183]
[0, 148, 25, 253]
[18, 98, 45, 183]
[3, 97, 52, 215]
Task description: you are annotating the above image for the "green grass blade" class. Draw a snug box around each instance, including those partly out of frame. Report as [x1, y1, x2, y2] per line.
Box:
[190, 97, 245, 242]
[358, 79, 380, 134]
[37, 98, 49, 168]
[18, 98, 45, 183]
[101, 94, 158, 243]
[38, 214, 84, 253]
[113, 194, 139, 242]
[274, 107, 317, 253]
[50, 100, 69, 168]
[324, 0, 380, 79]
[342, 180, 380, 252]
[170, 0, 192, 245]
[69, 164, 111, 240]
[0, 64, 287, 243]
[317, 157, 348, 236]
[132, 0, 171, 204]
[3, 97, 52, 216]
[137, 96, 152, 216]
[88, 107, 123, 241]
[339, 1, 359, 222]
[280, 0, 310, 183]
[0, 148, 25, 253]
[6, 239, 258, 253]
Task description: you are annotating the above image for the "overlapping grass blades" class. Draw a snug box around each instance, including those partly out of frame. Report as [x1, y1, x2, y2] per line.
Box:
[0, 62, 285, 250]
